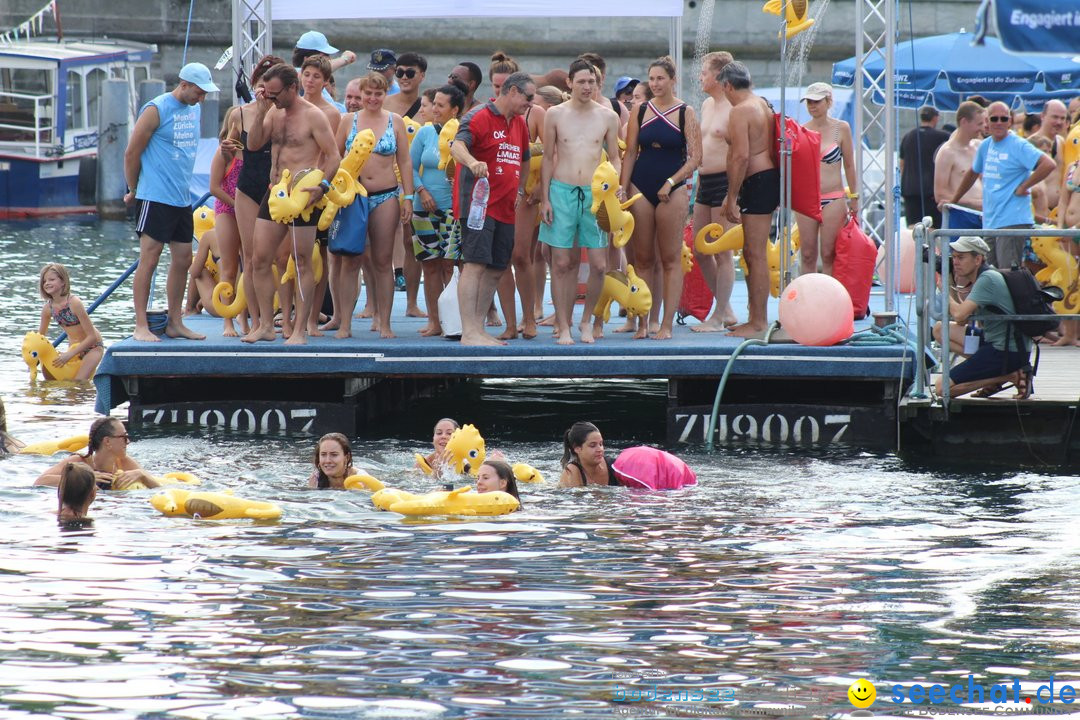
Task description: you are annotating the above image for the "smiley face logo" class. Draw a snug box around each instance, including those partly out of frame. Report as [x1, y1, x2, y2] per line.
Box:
[848, 678, 876, 708]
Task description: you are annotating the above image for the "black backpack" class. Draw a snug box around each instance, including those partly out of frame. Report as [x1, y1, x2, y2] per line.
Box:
[993, 267, 1062, 339]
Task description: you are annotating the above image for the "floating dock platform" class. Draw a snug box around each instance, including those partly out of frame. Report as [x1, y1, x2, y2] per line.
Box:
[93, 286, 1079, 467]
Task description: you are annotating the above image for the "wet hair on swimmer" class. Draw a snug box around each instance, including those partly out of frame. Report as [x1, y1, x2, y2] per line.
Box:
[251, 55, 285, 86]
[262, 63, 299, 89]
[561, 421, 600, 469]
[314, 432, 353, 489]
[39, 262, 71, 300]
[58, 462, 95, 519]
[86, 417, 122, 455]
[717, 60, 752, 90]
[480, 459, 520, 502]
[568, 59, 598, 83]
[359, 71, 389, 93]
[434, 417, 461, 431]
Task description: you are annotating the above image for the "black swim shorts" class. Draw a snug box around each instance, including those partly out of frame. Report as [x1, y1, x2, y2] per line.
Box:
[737, 168, 780, 215]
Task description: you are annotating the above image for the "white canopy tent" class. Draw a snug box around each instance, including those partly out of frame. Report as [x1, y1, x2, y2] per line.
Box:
[233, 0, 685, 98]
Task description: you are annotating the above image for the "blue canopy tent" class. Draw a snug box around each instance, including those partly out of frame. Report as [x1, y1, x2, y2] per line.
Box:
[832, 31, 1080, 111]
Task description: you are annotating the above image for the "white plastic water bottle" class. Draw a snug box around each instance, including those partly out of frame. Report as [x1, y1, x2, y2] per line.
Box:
[467, 176, 489, 231]
[963, 321, 980, 355]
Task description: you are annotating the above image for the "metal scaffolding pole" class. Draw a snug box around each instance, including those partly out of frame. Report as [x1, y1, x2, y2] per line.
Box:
[855, 0, 897, 312]
[231, 0, 272, 106]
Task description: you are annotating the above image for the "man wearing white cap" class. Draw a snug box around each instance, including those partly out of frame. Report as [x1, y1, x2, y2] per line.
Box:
[124, 62, 218, 343]
[935, 236, 1033, 399]
[293, 30, 356, 108]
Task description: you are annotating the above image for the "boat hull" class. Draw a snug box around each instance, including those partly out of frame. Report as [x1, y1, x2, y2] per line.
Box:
[0, 154, 96, 218]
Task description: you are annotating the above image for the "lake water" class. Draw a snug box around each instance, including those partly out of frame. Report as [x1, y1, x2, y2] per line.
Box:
[2, 218, 1080, 719]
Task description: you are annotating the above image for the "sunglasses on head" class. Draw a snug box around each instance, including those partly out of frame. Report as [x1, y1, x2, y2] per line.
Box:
[988, 115, 1011, 123]
[395, 68, 417, 79]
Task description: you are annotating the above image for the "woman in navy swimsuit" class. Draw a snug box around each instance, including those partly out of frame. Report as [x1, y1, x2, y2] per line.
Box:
[619, 56, 701, 340]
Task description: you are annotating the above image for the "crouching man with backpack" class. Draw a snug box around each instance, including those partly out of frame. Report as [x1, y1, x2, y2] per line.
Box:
[935, 236, 1034, 400]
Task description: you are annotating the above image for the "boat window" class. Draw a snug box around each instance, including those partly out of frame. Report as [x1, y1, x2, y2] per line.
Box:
[134, 66, 149, 87]
[0, 67, 53, 143]
[66, 70, 84, 130]
[111, 66, 127, 80]
[85, 68, 107, 128]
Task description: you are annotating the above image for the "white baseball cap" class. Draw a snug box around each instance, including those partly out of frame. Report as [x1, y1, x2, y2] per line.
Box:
[801, 82, 833, 101]
[178, 62, 219, 93]
[296, 30, 337, 54]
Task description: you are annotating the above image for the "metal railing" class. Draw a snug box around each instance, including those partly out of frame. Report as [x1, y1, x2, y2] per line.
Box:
[912, 219, 1080, 416]
[0, 89, 54, 156]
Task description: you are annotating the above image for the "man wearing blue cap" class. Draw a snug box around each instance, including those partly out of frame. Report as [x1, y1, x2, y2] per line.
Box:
[293, 30, 356, 109]
[124, 62, 218, 343]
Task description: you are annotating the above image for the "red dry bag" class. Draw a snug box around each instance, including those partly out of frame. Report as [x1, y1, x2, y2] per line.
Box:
[833, 213, 877, 319]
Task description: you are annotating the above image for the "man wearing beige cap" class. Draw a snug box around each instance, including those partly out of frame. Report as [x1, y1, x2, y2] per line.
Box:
[935, 235, 1033, 399]
[932, 235, 989, 355]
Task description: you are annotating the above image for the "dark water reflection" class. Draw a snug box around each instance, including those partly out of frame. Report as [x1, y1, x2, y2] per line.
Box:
[2, 220, 1080, 719]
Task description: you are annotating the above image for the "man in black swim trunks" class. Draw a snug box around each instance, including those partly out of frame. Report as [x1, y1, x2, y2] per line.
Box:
[241, 63, 340, 347]
[719, 61, 779, 338]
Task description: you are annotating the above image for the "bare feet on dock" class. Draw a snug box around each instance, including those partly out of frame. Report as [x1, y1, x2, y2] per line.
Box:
[334, 328, 352, 339]
[557, 330, 575, 346]
[406, 305, 427, 318]
[519, 321, 538, 340]
[578, 322, 596, 344]
[460, 332, 506, 347]
[614, 319, 636, 333]
[320, 317, 340, 332]
[165, 322, 205, 340]
[307, 322, 324, 338]
[497, 328, 518, 341]
[727, 322, 768, 339]
[651, 326, 673, 340]
[419, 324, 442, 337]
[380, 328, 397, 339]
[355, 306, 374, 319]
[242, 327, 276, 343]
[223, 317, 238, 338]
[692, 317, 734, 333]
[133, 326, 160, 342]
[284, 330, 307, 346]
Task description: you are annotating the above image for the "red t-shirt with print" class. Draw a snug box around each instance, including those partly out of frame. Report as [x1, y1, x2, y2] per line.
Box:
[453, 101, 529, 224]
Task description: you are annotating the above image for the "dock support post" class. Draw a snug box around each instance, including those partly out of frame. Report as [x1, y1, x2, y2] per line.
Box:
[96, 79, 131, 219]
[137, 80, 166, 113]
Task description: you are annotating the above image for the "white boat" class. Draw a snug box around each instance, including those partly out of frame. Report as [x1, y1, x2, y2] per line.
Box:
[0, 38, 154, 218]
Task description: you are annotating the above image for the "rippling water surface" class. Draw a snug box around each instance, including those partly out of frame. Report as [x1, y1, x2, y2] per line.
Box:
[2, 219, 1080, 719]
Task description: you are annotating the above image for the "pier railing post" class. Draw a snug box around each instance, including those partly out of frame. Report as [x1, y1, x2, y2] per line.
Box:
[96, 78, 130, 220]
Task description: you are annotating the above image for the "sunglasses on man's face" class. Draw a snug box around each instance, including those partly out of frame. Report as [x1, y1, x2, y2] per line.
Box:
[396, 68, 418, 79]
[988, 115, 1011, 123]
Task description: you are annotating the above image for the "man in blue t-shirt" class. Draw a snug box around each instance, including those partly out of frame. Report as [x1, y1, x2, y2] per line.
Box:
[948, 101, 1055, 271]
[124, 62, 218, 343]
[934, 236, 1033, 400]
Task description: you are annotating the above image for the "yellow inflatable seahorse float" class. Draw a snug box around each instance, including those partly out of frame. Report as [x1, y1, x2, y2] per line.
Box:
[344, 473, 385, 492]
[18, 434, 88, 456]
[1032, 233, 1079, 315]
[371, 485, 519, 517]
[21, 332, 82, 381]
[593, 264, 653, 323]
[280, 241, 325, 286]
[591, 160, 642, 248]
[150, 487, 282, 520]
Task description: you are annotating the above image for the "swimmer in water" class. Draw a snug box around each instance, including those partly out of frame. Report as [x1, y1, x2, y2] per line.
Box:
[35, 417, 158, 490]
[418, 417, 459, 477]
[57, 461, 96, 524]
[559, 421, 619, 487]
[475, 459, 520, 504]
[309, 432, 360, 488]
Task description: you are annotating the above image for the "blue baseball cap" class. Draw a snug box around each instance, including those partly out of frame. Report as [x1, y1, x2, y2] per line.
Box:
[614, 76, 639, 95]
[296, 30, 337, 55]
[178, 62, 219, 93]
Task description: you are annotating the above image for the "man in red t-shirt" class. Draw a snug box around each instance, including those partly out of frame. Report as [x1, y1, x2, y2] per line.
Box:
[451, 71, 535, 346]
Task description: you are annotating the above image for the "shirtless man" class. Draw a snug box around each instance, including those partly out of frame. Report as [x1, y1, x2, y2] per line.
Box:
[241, 64, 340, 346]
[935, 101, 985, 222]
[540, 59, 622, 345]
[691, 51, 738, 332]
[1032, 99, 1068, 211]
[719, 62, 778, 338]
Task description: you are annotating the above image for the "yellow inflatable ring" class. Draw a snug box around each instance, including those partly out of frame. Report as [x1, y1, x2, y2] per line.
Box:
[371, 485, 519, 517]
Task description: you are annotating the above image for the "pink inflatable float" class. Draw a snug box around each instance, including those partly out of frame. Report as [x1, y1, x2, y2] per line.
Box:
[875, 228, 916, 293]
[778, 273, 854, 346]
[612, 447, 697, 490]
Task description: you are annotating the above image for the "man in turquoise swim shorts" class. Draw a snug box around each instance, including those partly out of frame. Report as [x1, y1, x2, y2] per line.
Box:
[540, 59, 623, 345]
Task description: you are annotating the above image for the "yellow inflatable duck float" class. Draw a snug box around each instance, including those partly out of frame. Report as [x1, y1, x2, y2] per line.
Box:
[512, 463, 544, 483]
[438, 118, 459, 171]
[193, 205, 215, 240]
[344, 473, 385, 492]
[445, 423, 486, 476]
[18, 434, 88, 456]
[267, 168, 323, 223]
[591, 160, 642, 248]
[150, 488, 282, 520]
[1032, 234, 1079, 315]
[762, 0, 815, 38]
[22, 332, 82, 381]
[371, 486, 519, 517]
[593, 265, 653, 323]
[121, 471, 203, 491]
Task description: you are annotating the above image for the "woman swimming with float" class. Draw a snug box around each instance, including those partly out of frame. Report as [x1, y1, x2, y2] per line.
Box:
[416, 418, 460, 477]
[308, 433, 360, 489]
[35, 417, 158, 490]
[475, 459, 521, 505]
[559, 421, 620, 487]
[56, 461, 96, 524]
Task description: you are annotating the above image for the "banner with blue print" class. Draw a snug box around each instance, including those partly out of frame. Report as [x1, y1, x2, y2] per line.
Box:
[987, 0, 1080, 56]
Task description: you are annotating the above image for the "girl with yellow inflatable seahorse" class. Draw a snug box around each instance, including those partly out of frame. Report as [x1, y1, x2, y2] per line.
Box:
[35, 263, 103, 381]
